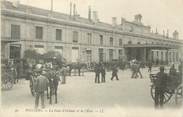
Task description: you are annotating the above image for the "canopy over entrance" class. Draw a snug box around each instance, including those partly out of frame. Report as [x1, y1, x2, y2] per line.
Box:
[124, 44, 180, 64]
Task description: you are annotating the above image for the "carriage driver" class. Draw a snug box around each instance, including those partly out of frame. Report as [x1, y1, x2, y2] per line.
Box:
[154, 66, 168, 108]
[34, 65, 49, 109]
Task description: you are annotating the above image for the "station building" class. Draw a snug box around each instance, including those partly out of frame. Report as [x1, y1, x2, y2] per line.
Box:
[1, 1, 183, 65]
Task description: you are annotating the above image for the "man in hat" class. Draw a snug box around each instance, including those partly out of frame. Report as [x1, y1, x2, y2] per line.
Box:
[34, 67, 49, 109]
[111, 65, 119, 80]
[154, 66, 168, 108]
[94, 63, 100, 83]
[101, 64, 106, 83]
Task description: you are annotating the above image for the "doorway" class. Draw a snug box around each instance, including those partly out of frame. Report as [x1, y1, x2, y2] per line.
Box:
[9, 44, 21, 59]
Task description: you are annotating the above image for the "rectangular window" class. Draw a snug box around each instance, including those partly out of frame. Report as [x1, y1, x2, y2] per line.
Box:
[35, 45, 44, 48]
[86, 50, 92, 63]
[161, 51, 163, 62]
[109, 49, 113, 61]
[11, 24, 20, 39]
[119, 39, 122, 46]
[99, 48, 104, 62]
[55, 46, 63, 49]
[73, 31, 78, 43]
[55, 46, 63, 55]
[56, 29, 62, 41]
[110, 37, 113, 46]
[100, 35, 103, 45]
[36, 26, 43, 39]
[119, 49, 123, 59]
[87, 33, 92, 44]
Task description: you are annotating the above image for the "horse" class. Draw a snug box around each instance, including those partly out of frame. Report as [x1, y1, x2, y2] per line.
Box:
[67, 62, 86, 76]
[46, 69, 60, 104]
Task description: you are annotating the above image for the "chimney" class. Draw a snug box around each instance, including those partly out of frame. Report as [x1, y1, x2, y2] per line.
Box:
[73, 3, 76, 16]
[163, 30, 165, 37]
[70, 2, 72, 16]
[121, 17, 126, 25]
[12, 0, 20, 8]
[134, 14, 142, 23]
[88, 6, 91, 20]
[166, 29, 169, 38]
[92, 11, 99, 23]
[173, 30, 179, 39]
[112, 17, 117, 26]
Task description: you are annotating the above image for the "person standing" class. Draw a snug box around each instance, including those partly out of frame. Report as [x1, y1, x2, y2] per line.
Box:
[34, 68, 49, 109]
[61, 66, 67, 84]
[101, 64, 106, 83]
[131, 62, 138, 78]
[94, 63, 100, 83]
[148, 61, 152, 72]
[111, 65, 119, 80]
[136, 62, 143, 78]
[154, 66, 168, 108]
[169, 64, 176, 75]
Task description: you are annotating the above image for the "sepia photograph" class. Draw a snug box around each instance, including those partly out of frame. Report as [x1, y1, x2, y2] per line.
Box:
[0, 0, 183, 116]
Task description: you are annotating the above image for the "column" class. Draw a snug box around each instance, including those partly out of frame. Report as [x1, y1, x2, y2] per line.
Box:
[143, 48, 147, 63]
[166, 50, 168, 64]
[171, 52, 174, 63]
[163, 50, 166, 64]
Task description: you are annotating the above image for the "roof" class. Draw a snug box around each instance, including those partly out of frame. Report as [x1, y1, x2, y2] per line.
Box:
[1, 1, 113, 28]
[1, 1, 183, 42]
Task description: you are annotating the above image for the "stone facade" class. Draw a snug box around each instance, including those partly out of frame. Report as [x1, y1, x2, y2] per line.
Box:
[1, 1, 183, 64]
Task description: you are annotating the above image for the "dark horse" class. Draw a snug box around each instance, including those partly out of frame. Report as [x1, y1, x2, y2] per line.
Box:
[46, 69, 60, 104]
[67, 62, 87, 76]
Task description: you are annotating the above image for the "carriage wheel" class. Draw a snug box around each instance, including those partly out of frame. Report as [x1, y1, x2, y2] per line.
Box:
[175, 85, 183, 105]
[151, 85, 173, 104]
[2, 79, 13, 90]
[6, 82, 13, 89]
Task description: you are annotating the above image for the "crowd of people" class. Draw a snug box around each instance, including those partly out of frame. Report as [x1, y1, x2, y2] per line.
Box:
[2, 57, 183, 109]
[130, 59, 143, 79]
[29, 61, 69, 109]
[94, 62, 120, 83]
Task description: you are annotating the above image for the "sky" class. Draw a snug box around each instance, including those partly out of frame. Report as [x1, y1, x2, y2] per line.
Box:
[7, 0, 183, 39]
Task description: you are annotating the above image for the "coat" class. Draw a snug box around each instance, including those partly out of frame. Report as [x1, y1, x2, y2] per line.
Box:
[34, 75, 49, 92]
[155, 72, 168, 89]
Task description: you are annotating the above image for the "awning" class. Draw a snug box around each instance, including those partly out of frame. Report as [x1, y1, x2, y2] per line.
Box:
[124, 44, 179, 49]
[1, 39, 20, 43]
[34, 48, 46, 55]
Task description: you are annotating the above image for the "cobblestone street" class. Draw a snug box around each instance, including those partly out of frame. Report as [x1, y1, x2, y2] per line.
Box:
[1, 67, 181, 110]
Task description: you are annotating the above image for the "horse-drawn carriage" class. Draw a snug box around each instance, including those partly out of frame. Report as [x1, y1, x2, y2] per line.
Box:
[150, 72, 183, 105]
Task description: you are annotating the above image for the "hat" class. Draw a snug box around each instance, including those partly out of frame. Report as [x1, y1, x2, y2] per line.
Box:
[34, 64, 42, 72]
[160, 66, 164, 71]
[42, 70, 46, 75]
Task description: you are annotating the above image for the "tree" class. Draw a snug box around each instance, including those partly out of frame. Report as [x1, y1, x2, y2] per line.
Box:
[24, 49, 42, 59]
[23, 49, 43, 64]
[43, 50, 66, 67]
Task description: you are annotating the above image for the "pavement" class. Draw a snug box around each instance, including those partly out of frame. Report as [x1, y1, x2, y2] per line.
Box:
[1, 67, 182, 110]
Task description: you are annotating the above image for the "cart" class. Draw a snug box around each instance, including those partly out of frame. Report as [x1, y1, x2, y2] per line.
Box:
[1, 67, 14, 90]
[150, 73, 183, 105]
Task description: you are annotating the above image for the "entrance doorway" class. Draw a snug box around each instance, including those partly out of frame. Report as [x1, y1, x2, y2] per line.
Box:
[125, 48, 147, 62]
[86, 50, 92, 63]
[72, 47, 79, 63]
[9, 44, 21, 59]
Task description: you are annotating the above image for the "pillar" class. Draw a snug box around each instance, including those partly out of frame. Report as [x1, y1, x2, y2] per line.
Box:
[143, 48, 147, 63]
